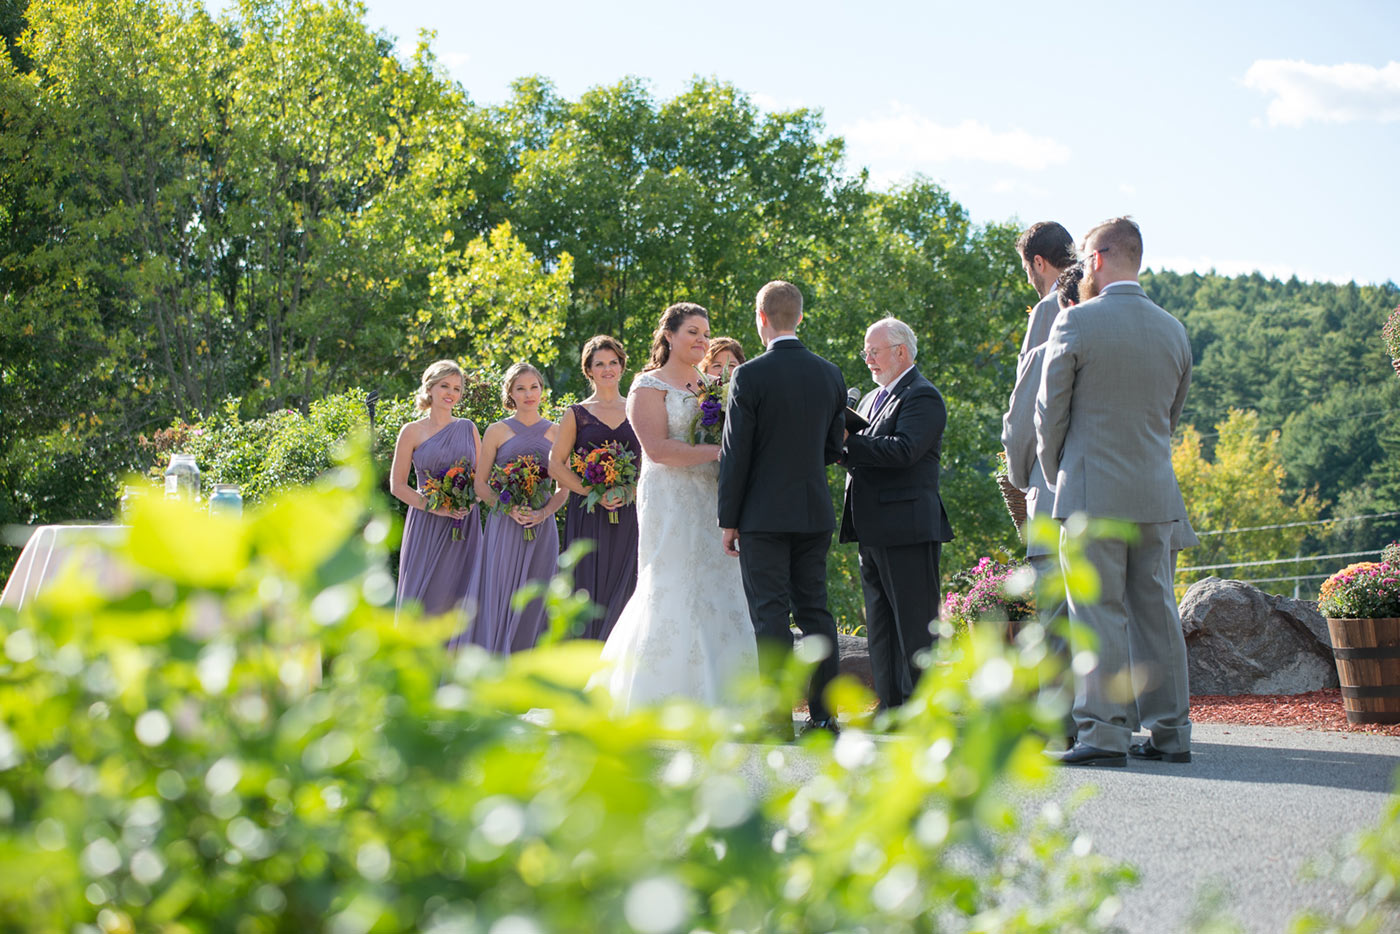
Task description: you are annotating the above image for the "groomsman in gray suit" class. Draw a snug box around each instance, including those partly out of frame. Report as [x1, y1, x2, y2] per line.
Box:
[1002, 222, 1077, 619]
[1035, 216, 1194, 768]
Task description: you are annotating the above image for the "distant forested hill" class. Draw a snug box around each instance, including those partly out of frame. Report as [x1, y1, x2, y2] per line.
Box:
[1142, 270, 1400, 555]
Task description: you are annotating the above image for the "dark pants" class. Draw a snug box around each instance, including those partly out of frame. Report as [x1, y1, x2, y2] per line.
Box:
[738, 530, 840, 722]
[859, 540, 941, 709]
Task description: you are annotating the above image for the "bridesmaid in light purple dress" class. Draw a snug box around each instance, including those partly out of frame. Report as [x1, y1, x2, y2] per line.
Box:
[390, 360, 484, 619]
[465, 362, 569, 653]
[548, 335, 640, 640]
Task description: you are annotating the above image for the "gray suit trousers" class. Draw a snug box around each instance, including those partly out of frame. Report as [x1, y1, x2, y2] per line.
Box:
[1062, 520, 1191, 754]
[1030, 553, 1076, 739]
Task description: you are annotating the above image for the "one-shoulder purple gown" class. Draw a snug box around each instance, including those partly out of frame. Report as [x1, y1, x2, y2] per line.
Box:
[395, 419, 484, 619]
[465, 417, 560, 654]
[562, 403, 640, 640]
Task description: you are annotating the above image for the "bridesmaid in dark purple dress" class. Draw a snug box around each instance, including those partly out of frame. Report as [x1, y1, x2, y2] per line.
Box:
[548, 335, 640, 640]
[390, 360, 484, 620]
[466, 362, 569, 654]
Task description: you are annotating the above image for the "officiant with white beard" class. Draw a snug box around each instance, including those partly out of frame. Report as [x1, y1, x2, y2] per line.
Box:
[839, 317, 954, 711]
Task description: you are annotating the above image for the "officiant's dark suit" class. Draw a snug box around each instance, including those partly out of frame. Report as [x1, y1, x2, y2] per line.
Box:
[718, 283, 847, 726]
[840, 319, 954, 709]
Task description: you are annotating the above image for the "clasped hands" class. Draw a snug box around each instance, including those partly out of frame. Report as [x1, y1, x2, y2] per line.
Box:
[509, 504, 552, 528]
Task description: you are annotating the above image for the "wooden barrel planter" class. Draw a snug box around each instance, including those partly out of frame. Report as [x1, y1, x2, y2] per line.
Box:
[1326, 617, 1400, 724]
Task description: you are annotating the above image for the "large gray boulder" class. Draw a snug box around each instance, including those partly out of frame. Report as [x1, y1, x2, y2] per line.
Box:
[1178, 577, 1337, 695]
[836, 632, 874, 690]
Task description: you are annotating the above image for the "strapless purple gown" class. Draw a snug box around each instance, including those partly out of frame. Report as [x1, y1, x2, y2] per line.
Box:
[395, 419, 484, 618]
[561, 403, 640, 640]
[463, 417, 559, 654]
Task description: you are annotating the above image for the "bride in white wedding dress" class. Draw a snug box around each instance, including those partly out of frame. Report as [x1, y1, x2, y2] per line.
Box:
[594, 302, 758, 712]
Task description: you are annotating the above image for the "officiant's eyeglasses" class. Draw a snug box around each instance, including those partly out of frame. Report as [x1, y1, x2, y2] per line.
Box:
[860, 344, 897, 361]
[1083, 246, 1109, 265]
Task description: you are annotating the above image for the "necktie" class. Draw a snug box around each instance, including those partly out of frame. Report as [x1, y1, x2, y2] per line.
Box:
[871, 387, 889, 418]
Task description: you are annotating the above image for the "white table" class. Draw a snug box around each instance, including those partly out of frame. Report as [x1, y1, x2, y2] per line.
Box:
[1, 525, 129, 612]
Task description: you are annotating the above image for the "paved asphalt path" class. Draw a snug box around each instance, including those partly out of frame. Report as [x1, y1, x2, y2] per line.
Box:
[744, 721, 1399, 933]
[1041, 723, 1400, 933]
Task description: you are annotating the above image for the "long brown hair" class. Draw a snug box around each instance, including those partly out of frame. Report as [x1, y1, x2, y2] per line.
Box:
[644, 302, 710, 371]
[701, 337, 746, 373]
[580, 334, 628, 381]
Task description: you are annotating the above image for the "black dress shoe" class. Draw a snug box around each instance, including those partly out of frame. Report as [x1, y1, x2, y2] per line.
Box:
[1128, 741, 1191, 763]
[801, 717, 840, 737]
[1054, 741, 1127, 768]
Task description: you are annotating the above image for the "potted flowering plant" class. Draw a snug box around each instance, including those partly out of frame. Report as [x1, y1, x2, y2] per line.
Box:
[941, 557, 1036, 638]
[1317, 542, 1400, 724]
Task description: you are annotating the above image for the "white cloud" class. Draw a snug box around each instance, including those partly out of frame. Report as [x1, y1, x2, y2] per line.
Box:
[1118, 182, 1137, 196]
[839, 103, 1070, 184]
[441, 52, 471, 71]
[1243, 59, 1400, 127]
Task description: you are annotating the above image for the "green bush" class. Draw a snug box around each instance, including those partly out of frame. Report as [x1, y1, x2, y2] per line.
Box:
[0, 457, 1141, 932]
[131, 372, 587, 510]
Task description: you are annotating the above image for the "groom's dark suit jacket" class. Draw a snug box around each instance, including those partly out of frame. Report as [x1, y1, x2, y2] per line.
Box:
[840, 365, 954, 546]
[717, 338, 846, 533]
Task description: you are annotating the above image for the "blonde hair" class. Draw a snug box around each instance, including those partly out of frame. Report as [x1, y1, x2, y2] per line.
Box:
[500, 362, 545, 410]
[756, 280, 803, 330]
[415, 360, 464, 411]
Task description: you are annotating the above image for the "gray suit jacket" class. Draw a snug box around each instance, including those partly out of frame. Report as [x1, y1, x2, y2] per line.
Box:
[1001, 292, 1061, 556]
[1020, 291, 1060, 357]
[1035, 281, 1192, 523]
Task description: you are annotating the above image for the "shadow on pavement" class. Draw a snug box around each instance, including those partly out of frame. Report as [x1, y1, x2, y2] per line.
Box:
[1144, 740, 1400, 793]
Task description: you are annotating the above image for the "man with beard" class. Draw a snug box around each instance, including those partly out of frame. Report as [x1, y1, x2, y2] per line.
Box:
[1035, 217, 1194, 768]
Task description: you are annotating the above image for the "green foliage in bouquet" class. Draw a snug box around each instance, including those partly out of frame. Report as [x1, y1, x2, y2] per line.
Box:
[0, 457, 1140, 932]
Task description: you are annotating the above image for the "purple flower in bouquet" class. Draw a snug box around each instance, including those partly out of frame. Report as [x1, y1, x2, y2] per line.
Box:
[687, 369, 730, 443]
[498, 489, 512, 505]
[699, 397, 723, 427]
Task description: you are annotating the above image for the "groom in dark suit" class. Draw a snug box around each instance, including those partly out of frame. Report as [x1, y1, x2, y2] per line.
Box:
[718, 280, 848, 732]
[840, 317, 954, 710]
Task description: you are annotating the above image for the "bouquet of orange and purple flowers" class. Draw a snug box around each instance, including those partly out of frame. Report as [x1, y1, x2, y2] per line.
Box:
[488, 453, 550, 541]
[687, 368, 730, 444]
[419, 458, 476, 539]
[569, 440, 639, 524]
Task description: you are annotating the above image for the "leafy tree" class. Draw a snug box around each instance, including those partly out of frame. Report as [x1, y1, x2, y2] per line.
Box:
[1172, 408, 1322, 593]
[0, 0, 570, 576]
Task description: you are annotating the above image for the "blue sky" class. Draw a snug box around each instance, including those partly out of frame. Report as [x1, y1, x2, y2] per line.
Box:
[310, 0, 1399, 285]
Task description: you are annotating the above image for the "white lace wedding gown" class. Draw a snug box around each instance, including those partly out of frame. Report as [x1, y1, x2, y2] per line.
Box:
[595, 371, 758, 712]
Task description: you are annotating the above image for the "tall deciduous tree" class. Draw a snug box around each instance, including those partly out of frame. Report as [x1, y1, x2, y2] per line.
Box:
[1173, 408, 1322, 593]
[0, 0, 570, 554]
